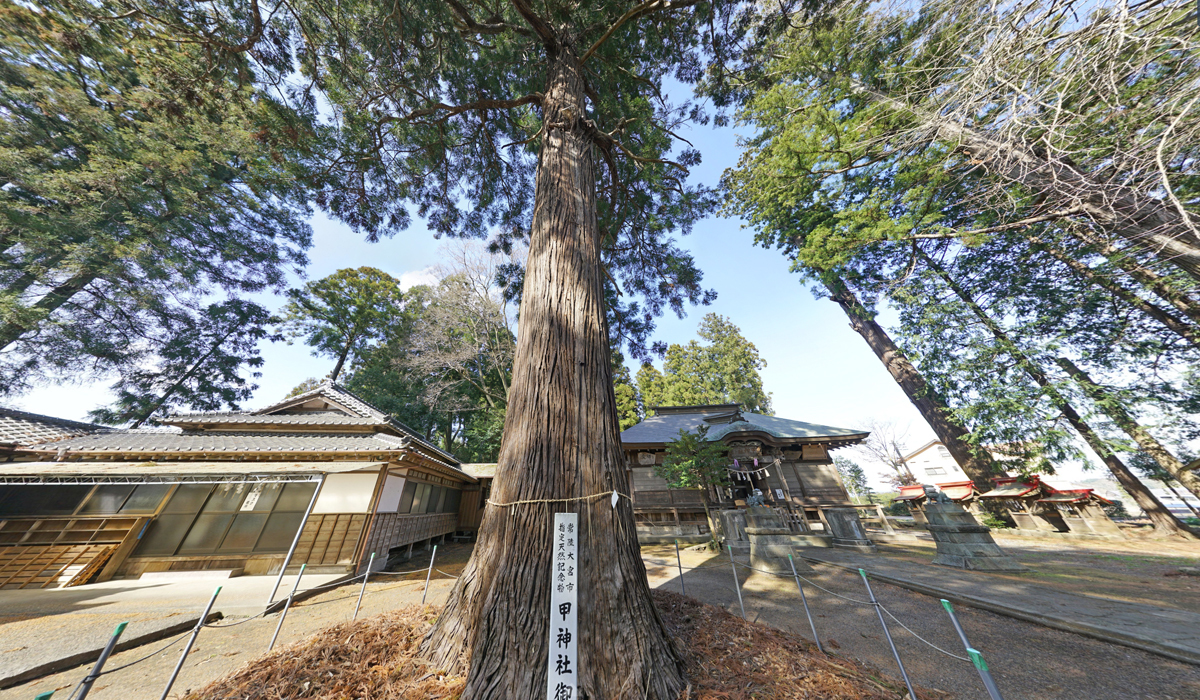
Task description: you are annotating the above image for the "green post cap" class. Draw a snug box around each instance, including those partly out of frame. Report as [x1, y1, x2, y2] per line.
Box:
[858, 568, 867, 578]
[213, 585, 223, 597]
[34, 691, 55, 699]
[788, 553, 794, 559]
[968, 648, 988, 672]
[113, 621, 128, 636]
[940, 599, 954, 613]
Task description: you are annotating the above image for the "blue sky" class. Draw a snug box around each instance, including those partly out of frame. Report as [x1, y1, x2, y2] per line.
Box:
[7, 97, 1105, 490]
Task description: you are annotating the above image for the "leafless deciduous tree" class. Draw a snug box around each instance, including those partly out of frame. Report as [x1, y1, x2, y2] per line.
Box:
[854, 419, 920, 487]
[400, 241, 520, 417]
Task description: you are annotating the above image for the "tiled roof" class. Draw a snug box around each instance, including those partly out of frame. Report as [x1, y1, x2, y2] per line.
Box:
[462, 463, 498, 478]
[165, 414, 388, 428]
[0, 460, 389, 477]
[0, 407, 110, 446]
[28, 430, 411, 454]
[248, 382, 457, 463]
[620, 405, 868, 446]
[254, 381, 387, 420]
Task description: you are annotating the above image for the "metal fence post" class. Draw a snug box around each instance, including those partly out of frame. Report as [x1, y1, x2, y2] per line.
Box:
[674, 540, 686, 595]
[941, 599, 1005, 700]
[787, 554, 823, 653]
[269, 564, 306, 651]
[421, 544, 438, 605]
[267, 475, 324, 607]
[159, 586, 221, 700]
[353, 552, 375, 621]
[859, 569, 917, 700]
[76, 621, 127, 700]
[727, 545, 746, 620]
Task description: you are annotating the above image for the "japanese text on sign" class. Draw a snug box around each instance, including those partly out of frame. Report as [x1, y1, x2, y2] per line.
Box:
[547, 512, 578, 700]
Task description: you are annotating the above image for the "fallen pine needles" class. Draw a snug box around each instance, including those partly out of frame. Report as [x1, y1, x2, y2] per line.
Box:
[184, 589, 939, 700]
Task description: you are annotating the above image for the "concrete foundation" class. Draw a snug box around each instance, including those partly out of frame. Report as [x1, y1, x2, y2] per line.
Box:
[636, 523, 710, 545]
[743, 507, 813, 573]
[925, 503, 1028, 572]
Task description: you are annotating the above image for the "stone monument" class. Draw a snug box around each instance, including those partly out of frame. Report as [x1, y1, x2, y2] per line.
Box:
[925, 501, 1027, 572]
[719, 509, 749, 553]
[744, 506, 812, 573]
[823, 507, 878, 553]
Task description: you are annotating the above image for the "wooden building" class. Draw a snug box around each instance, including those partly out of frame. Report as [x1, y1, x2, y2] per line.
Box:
[0, 383, 474, 589]
[619, 404, 868, 541]
[977, 476, 1123, 537]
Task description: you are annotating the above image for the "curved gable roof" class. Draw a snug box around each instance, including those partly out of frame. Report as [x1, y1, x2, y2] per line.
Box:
[620, 405, 867, 448]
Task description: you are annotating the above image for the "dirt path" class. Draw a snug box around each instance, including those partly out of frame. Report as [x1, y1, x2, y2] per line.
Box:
[6, 541, 1199, 700]
[878, 534, 1200, 615]
[643, 545, 1200, 700]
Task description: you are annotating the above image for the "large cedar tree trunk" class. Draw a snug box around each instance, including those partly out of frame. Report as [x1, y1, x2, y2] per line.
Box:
[422, 50, 686, 699]
[823, 276, 999, 492]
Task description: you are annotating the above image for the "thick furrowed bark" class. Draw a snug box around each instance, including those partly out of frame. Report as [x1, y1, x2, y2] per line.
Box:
[422, 48, 685, 700]
[823, 275, 1000, 492]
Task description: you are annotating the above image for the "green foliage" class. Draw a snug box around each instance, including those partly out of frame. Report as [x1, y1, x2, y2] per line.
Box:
[281, 268, 406, 382]
[977, 512, 1010, 530]
[0, 0, 314, 392]
[89, 300, 276, 426]
[346, 249, 516, 461]
[612, 353, 641, 431]
[834, 456, 873, 503]
[637, 313, 772, 414]
[719, 0, 1200, 478]
[286, 378, 324, 399]
[656, 426, 730, 492]
[128, 0, 765, 360]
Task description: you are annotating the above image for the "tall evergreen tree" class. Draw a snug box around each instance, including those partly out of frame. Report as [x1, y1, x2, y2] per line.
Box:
[110, 0, 825, 692]
[637, 313, 772, 414]
[0, 0, 314, 393]
[281, 267, 406, 382]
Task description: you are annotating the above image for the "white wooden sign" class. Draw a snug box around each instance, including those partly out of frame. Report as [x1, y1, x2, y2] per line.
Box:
[547, 512, 578, 700]
[240, 487, 262, 511]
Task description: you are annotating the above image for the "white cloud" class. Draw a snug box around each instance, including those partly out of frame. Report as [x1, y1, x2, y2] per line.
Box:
[399, 266, 439, 291]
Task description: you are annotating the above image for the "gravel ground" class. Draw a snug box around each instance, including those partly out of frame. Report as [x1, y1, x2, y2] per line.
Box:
[643, 545, 1200, 700]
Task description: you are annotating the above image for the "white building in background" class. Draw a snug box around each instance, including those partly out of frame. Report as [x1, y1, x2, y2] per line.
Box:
[1150, 488, 1200, 518]
[901, 440, 969, 482]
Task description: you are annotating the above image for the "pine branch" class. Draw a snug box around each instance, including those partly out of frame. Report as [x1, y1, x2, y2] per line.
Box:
[443, 0, 531, 36]
[581, 0, 704, 63]
[392, 94, 545, 123]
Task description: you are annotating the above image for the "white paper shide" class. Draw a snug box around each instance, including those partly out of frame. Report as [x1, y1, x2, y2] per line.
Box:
[546, 512, 578, 700]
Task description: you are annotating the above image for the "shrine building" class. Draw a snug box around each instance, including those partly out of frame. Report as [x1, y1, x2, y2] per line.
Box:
[619, 404, 869, 542]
